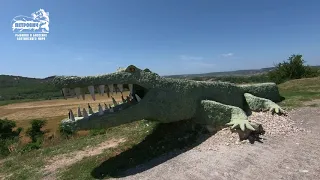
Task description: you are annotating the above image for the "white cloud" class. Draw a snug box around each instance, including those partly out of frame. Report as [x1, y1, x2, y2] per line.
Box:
[221, 53, 234, 57]
[179, 55, 215, 69]
[179, 55, 204, 61]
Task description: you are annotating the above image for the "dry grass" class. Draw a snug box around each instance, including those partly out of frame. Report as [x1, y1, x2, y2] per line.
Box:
[278, 77, 320, 108]
[0, 91, 130, 141]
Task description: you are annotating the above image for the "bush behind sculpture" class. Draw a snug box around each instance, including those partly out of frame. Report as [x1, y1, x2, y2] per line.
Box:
[268, 54, 319, 84]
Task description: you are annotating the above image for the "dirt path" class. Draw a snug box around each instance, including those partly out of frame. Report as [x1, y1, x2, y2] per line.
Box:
[115, 107, 320, 180]
[42, 138, 126, 180]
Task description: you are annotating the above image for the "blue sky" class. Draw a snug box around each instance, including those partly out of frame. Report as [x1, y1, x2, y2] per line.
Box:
[0, 0, 319, 78]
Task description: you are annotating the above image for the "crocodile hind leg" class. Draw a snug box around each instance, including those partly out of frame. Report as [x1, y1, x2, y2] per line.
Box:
[196, 100, 255, 132]
[244, 93, 286, 115]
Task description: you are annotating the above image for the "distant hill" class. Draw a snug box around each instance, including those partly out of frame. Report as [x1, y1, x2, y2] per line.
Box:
[0, 75, 60, 101]
[165, 66, 320, 78]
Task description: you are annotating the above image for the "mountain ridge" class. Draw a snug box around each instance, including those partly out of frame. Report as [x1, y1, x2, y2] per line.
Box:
[1, 65, 319, 82]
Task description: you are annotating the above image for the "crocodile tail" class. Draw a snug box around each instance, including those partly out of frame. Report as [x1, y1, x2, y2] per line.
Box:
[238, 82, 282, 102]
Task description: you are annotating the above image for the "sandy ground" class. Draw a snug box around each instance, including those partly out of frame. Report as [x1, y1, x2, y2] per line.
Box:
[114, 107, 320, 180]
[0, 92, 130, 138]
[0, 92, 129, 121]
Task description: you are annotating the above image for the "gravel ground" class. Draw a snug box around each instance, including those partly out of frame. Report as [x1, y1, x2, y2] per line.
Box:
[114, 107, 320, 180]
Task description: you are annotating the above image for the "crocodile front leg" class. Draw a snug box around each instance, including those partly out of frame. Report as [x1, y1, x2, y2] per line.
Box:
[196, 100, 255, 132]
[244, 93, 286, 115]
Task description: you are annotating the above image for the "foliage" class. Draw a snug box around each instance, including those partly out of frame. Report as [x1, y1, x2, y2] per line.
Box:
[0, 75, 61, 104]
[25, 119, 47, 143]
[189, 74, 271, 84]
[0, 118, 23, 139]
[58, 122, 76, 138]
[0, 118, 23, 157]
[19, 141, 42, 153]
[188, 55, 319, 85]
[268, 54, 319, 84]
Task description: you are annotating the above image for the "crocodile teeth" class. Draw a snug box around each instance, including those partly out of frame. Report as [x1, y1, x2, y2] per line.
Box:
[129, 93, 134, 99]
[104, 103, 108, 110]
[81, 88, 86, 100]
[135, 94, 142, 102]
[88, 85, 95, 101]
[70, 89, 76, 98]
[88, 103, 94, 114]
[117, 84, 123, 93]
[126, 96, 131, 103]
[99, 85, 105, 96]
[69, 109, 75, 121]
[62, 88, 68, 99]
[77, 106, 82, 117]
[114, 84, 118, 94]
[121, 95, 126, 103]
[98, 104, 104, 115]
[106, 86, 110, 98]
[74, 88, 81, 99]
[109, 104, 112, 109]
[111, 97, 118, 106]
[128, 84, 133, 94]
[96, 86, 101, 95]
[61, 90, 65, 99]
[108, 84, 114, 95]
[83, 108, 89, 118]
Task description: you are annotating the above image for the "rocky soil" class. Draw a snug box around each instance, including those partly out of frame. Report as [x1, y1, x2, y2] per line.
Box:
[116, 107, 320, 180]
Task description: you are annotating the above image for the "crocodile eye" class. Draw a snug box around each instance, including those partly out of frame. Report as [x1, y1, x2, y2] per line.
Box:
[129, 67, 135, 72]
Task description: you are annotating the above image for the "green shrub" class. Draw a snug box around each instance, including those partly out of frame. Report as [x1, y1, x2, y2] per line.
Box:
[0, 119, 22, 139]
[19, 141, 42, 153]
[268, 54, 318, 84]
[0, 118, 22, 157]
[0, 139, 16, 157]
[58, 123, 76, 138]
[25, 119, 47, 143]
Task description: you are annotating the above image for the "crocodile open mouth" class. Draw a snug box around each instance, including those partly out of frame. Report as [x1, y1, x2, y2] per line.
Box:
[61, 83, 149, 122]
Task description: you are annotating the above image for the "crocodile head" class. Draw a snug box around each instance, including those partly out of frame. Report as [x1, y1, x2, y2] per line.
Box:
[53, 65, 161, 132]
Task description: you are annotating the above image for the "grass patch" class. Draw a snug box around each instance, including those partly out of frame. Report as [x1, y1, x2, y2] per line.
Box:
[278, 77, 320, 108]
[58, 120, 207, 180]
[0, 120, 157, 180]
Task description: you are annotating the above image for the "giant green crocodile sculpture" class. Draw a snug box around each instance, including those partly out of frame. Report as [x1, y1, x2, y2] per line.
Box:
[53, 65, 286, 133]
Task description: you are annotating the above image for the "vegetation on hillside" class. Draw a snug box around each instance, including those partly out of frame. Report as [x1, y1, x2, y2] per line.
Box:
[268, 54, 319, 84]
[189, 54, 320, 84]
[0, 75, 60, 102]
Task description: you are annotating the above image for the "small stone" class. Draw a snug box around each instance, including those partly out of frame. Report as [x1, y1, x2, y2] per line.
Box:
[299, 170, 308, 173]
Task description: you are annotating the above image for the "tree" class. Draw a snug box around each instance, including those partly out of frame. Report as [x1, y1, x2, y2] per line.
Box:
[268, 54, 318, 84]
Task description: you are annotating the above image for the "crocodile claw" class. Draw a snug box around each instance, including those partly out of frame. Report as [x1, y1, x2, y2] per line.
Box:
[226, 119, 255, 131]
[269, 104, 287, 115]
